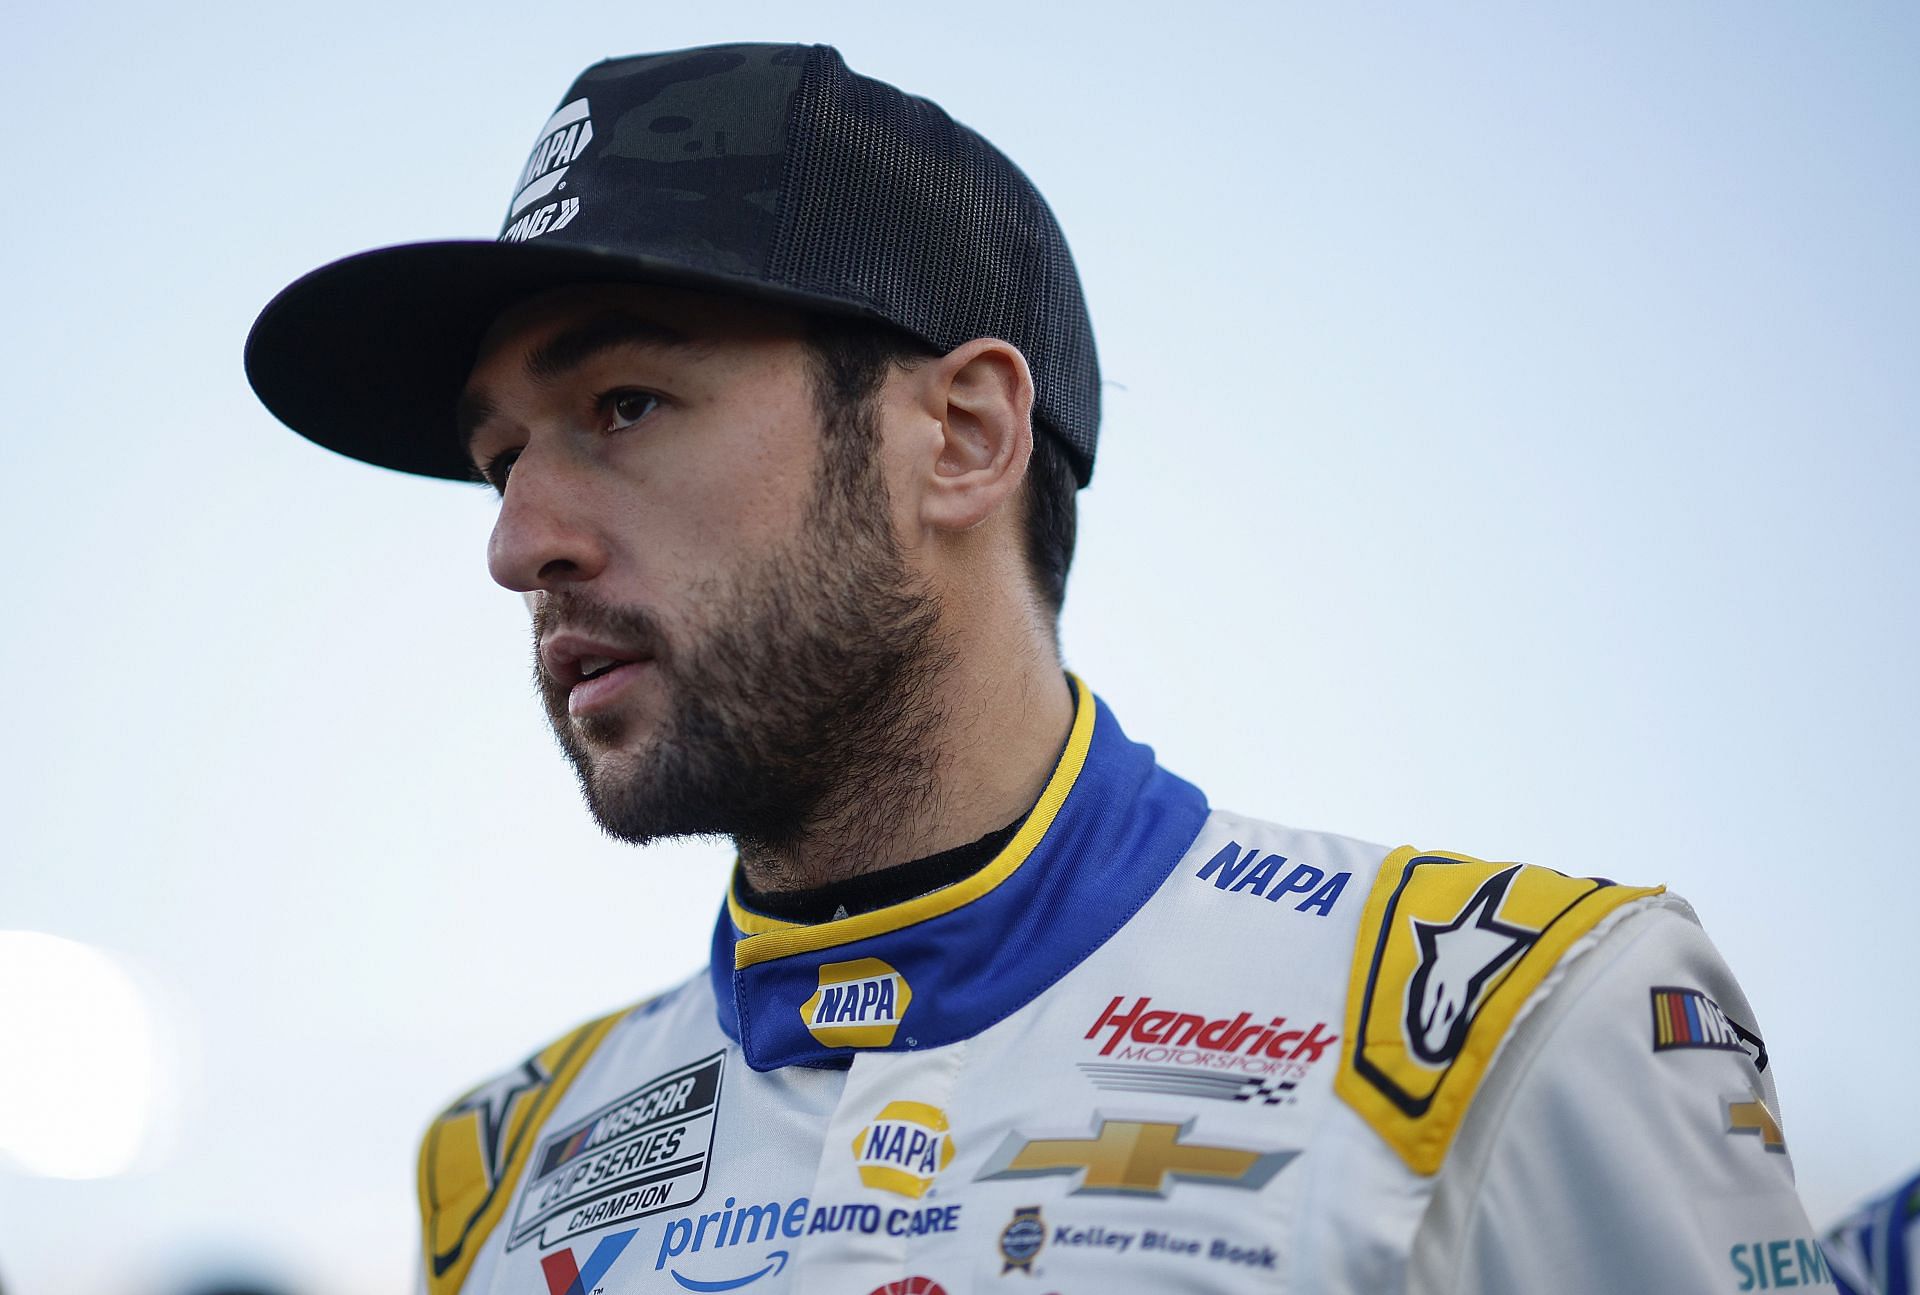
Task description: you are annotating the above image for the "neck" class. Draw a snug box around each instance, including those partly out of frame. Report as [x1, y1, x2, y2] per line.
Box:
[736, 613, 1073, 895]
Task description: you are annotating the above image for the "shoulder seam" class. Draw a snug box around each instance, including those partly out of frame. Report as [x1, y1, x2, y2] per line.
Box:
[417, 998, 644, 1294]
[1335, 849, 1664, 1174]
[1414, 899, 1680, 1293]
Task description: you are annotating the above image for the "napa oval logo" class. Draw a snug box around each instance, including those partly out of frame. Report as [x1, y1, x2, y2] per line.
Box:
[501, 97, 593, 243]
[852, 1101, 955, 1198]
[800, 958, 913, 1048]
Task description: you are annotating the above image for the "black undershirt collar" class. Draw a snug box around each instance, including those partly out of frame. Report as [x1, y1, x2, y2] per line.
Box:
[733, 814, 1028, 926]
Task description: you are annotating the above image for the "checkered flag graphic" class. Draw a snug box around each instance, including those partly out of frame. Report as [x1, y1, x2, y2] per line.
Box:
[1231, 1077, 1299, 1105]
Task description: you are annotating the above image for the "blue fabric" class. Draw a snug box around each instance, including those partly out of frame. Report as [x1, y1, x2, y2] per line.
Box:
[1831, 1270, 1868, 1295]
[1879, 1168, 1918, 1295]
[708, 693, 1210, 1070]
[1824, 1166, 1920, 1295]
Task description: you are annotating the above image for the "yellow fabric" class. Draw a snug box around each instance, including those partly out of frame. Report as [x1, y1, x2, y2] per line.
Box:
[728, 674, 1096, 966]
[416, 1006, 628, 1295]
[1335, 847, 1663, 1175]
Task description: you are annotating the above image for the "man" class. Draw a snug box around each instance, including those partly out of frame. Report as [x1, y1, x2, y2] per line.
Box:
[1825, 1169, 1920, 1295]
[247, 42, 1814, 1295]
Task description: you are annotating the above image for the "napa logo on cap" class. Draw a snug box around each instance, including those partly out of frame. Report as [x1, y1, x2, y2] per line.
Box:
[800, 957, 912, 1048]
[501, 97, 593, 243]
[852, 1101, 955, 1198]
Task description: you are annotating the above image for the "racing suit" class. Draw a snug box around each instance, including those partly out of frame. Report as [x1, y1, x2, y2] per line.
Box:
[1826, 1169, 1920, 1295]
[418, 680, 1816, 1294]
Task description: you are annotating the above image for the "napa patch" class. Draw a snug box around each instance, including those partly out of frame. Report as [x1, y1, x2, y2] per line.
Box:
[852, 1101, 955, 1198]
[800, 957, 912, 1048]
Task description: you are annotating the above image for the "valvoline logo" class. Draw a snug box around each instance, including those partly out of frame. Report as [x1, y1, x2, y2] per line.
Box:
[540, 1228, 634, 1295]
[800, 958, 912, 1048]
[853, 1101, 955, 1197]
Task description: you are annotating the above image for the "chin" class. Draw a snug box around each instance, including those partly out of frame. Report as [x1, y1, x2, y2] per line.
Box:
[567, 695, 671, 751]
[576, 735, 662, 791]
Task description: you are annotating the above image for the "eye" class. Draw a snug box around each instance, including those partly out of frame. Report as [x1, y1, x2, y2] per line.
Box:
[602, 389, 661, 431]
[478, 449, 519, 494]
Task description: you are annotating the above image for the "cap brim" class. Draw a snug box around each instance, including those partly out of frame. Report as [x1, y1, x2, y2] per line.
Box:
[245, 239, 883, 481]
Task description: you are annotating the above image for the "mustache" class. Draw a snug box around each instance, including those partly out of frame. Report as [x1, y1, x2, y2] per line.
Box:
[531, 591, 670, 680]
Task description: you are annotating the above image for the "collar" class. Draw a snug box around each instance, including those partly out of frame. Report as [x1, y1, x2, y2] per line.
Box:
[708, 678, 1211, 1070]
[732, 815, 1026, 924]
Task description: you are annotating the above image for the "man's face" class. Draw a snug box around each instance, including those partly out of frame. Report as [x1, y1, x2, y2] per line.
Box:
[460, 283, 946, 852]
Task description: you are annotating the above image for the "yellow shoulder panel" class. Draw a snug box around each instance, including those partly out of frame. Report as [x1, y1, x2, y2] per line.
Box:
[1335, 848, 1663, 1175]
[417, 1006, 629, 1295]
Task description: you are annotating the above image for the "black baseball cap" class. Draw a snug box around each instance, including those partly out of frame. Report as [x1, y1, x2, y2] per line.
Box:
[245, 43, 1100, 485]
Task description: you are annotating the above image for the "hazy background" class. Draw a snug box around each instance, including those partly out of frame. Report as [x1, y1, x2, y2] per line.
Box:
[2, 2, 1913, 1291]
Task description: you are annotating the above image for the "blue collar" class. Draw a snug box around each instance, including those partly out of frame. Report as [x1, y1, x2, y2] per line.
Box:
[709, 681, 1211, 1071]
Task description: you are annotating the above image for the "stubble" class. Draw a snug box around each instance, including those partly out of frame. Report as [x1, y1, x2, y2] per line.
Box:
[533, 402, 951, 880]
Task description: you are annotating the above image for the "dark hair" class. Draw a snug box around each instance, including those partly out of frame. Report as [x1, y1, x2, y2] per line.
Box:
[802, 316, 1078, 620]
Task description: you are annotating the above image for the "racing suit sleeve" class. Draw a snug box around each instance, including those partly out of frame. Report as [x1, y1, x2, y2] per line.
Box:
[1408, 895, 1822, 1295]
[1823, 1167, 1920, 1295]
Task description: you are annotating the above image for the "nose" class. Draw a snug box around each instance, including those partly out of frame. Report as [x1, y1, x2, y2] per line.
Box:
[486, 442, 609, 593]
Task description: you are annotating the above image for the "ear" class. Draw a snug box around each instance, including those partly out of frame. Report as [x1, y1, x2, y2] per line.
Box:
[916, 338, 1036, 533]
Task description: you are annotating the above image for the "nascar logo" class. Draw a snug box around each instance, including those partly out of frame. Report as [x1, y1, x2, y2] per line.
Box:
[800, 958, 912, 1048]
[506, 1053, 723, 1251]
[1649, 986, 1766, 1069]
[852, 1101, 954, 1198]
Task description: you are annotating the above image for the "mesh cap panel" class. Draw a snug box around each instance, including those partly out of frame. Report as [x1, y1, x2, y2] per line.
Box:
[769, 48, 1099, 483]
[246, 43, 1102, 486]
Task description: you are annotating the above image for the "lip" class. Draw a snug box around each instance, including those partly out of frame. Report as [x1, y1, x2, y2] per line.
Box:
[566, 658, 653, 716]
[539, 630, 656, 717]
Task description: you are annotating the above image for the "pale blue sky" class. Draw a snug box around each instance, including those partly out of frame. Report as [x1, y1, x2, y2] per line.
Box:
[2, 3, 1914, 1292]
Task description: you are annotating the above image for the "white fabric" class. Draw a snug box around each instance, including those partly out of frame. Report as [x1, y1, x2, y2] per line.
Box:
[437, 809, 1813, 1294]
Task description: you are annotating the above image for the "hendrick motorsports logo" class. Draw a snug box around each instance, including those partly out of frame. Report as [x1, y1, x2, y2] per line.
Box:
[800, 957, 912, 1048]
[852, 1101, 955, 1197]
[1079, 995, 1338, 1104]
[507, 1052, 723, 1250]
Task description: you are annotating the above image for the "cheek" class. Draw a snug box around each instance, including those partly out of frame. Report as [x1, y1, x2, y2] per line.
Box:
[687, 401, 823, 544]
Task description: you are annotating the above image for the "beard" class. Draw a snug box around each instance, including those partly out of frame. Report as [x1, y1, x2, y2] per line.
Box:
[531, 432, 949, 860]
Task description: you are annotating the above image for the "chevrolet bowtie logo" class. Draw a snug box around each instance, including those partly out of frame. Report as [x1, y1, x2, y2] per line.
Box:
[975, 1116, 1295, 1196]
[1724, 1092, 1786, 1153]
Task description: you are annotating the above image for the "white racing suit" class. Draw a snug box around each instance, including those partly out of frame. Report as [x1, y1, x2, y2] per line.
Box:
[418, 681, 1818, 1294]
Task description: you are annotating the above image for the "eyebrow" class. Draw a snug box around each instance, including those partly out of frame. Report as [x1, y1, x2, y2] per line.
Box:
[523, 313, 699, 386]
[457, 313, 701, 459]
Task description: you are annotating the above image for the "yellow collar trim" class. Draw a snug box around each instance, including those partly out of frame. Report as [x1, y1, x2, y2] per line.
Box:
[728, 675, 1095, 970]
